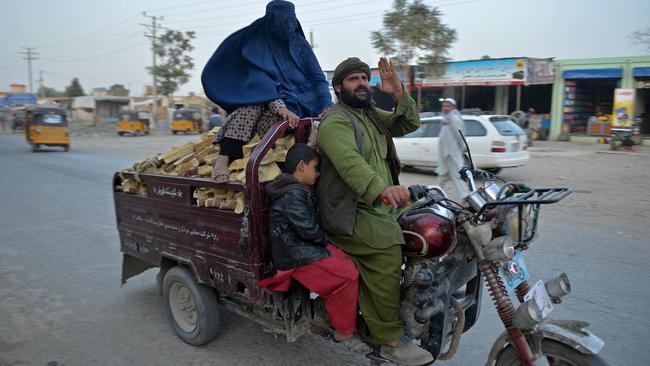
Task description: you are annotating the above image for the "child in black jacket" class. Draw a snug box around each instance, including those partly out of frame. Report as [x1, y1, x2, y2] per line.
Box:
[258, 143, 369, 354]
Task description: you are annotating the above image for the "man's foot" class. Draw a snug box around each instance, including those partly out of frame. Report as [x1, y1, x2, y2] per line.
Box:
[334, 333, 373, 355]
[380, 338, 434, 366]
[211, 155, 230, 183]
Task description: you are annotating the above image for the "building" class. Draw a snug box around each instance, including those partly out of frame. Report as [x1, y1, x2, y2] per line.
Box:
[549, 55, 650, 140]
[412, 57, 555, 114]
[324, 57, 555, 115]
[71, 95, 130, 125]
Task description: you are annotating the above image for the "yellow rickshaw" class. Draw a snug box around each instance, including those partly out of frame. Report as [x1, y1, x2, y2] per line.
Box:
[117, 110, 150, 136]
[24, 106, 70, 152]
[171, 109, 203, 134]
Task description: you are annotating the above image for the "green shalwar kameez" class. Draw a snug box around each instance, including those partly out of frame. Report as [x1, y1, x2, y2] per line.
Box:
[316, 93, 419, 343]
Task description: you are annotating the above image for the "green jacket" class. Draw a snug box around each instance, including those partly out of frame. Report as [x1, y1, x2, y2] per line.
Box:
[316, 93, 419, 249]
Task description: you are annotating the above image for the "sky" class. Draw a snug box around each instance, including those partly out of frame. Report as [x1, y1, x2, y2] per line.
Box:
[1, 0, 649, 96]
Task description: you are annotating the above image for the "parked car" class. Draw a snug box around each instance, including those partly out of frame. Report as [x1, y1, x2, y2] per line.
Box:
[394, 113, 529, 173]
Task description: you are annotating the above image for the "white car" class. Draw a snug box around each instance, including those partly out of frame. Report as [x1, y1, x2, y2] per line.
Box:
[394, 113, 529, 173]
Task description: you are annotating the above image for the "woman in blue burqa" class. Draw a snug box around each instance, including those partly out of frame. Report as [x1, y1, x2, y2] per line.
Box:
[202, 0, 332, 182]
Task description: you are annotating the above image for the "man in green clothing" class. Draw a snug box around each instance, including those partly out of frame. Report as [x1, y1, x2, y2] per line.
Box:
[316, 57, 434, 366]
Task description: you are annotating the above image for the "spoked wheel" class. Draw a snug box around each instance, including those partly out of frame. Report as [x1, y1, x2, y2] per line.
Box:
[162, 266, 220, 346]
[495, 340, 608, 366]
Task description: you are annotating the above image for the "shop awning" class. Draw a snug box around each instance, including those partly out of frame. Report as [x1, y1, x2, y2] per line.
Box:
[563, 68, 622, 79]
[633, 67, 650, 78]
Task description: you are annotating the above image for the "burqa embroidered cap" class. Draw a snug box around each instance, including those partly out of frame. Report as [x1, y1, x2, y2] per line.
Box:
[201, 0, 332, 117]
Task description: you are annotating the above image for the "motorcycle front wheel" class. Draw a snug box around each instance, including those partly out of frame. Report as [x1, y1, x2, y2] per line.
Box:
[495, 340, 608, 366]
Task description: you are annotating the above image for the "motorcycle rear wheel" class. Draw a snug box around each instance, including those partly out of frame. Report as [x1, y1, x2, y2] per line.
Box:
[495, 339, 608, 366]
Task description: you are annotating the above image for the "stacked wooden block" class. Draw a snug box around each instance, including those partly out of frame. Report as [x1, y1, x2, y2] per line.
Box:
[118, 127, 293, 214]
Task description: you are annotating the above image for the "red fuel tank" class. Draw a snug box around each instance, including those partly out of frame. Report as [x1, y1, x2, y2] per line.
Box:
[399, 209, 457, 259]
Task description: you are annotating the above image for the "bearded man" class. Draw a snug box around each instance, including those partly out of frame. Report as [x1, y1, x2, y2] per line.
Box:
[316, 57, 434, 366]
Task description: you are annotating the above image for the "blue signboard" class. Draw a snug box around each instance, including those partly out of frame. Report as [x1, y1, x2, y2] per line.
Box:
[0, 93, 38, 106]
[416, 58, 528, 87]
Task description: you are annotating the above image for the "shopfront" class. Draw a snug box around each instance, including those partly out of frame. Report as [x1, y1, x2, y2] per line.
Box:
[549, 56, 650, 140]
[412, 58, 554, 115]
[633, 67, 650, 134]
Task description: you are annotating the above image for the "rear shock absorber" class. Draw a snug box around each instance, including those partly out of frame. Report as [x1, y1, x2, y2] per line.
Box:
[515, 280, 531, 303]
[480, 261, 535, 366]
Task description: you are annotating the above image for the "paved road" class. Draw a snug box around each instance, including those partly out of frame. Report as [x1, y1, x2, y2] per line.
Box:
[1, 132, 648, 366]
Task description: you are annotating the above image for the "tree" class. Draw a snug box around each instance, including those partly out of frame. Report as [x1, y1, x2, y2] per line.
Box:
[150, 30, 196, 96]
[64, 78, 85, 97]
[630, 27, 650, 50]
[481, 55, 491, 60]
[371, 0, 456, 77]
[108, 84, 130, 96]
[38, 86, 63, 98]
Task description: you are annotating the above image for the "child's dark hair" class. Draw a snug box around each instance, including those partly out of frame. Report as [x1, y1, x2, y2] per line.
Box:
[284, 143, 318, 174]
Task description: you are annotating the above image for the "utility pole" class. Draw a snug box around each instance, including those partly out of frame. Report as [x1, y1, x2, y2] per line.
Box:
[38, 70, 44, 97]
[142, 13, 163, 127]
[19, 47, 39, 94]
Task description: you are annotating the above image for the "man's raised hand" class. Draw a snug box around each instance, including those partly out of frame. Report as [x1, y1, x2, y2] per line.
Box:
[376, 57, 403, 101]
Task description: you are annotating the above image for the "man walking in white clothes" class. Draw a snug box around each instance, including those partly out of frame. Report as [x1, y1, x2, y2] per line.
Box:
[436, 98, 469, 199]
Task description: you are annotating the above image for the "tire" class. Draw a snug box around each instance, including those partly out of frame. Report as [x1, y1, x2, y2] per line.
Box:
[485, 168, 502, 174]
[64, 145, 70, 152]
[162, 266, 220, 346]
[495, 340, 608, 366]
[118, 132, 125, 136]
[31, 144, 39, 152]
[172, 130, 178, 135]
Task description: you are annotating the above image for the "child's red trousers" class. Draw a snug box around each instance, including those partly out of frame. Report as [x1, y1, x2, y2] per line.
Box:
[257, 244, 359, 335]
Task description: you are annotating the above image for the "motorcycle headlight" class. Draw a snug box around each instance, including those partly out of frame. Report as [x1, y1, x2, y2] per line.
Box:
[483, 236, 515, 262]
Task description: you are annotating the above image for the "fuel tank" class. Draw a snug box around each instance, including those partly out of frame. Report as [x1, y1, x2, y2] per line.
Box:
[399, 206, 457, 259]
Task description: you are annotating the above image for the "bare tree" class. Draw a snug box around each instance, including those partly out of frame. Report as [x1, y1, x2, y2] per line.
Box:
[630, 27, 650, 50]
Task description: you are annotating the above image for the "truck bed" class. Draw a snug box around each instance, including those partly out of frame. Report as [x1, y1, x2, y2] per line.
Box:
[114, 120, 315, 306]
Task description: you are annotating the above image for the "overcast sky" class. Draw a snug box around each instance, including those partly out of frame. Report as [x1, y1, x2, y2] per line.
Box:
[1, 0, 648, 96]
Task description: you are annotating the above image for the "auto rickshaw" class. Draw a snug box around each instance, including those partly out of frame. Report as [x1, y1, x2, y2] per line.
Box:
[24, 106, 70, 152]
[117, 110, 150, 136]
[171, 109, 203, 134]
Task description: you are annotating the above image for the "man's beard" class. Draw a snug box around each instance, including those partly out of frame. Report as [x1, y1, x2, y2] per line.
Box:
[339, 85, 370, 108]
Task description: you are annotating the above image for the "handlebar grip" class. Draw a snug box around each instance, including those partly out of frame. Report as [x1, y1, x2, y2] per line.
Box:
[408, 185, 428, 201]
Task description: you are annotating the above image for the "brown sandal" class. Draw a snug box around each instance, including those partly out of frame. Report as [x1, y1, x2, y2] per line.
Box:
[211, 155, 230, 183]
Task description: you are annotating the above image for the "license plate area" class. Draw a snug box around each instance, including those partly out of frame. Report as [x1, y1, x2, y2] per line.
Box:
[498, 251, 529, 293]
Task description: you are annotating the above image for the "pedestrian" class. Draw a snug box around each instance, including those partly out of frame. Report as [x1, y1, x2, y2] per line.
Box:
[436, 98, 469, 199]
[201, 0, 332, 183]
[258, 143, 371, 354]
[316, 57, 434, 366]
[524, 107, 536, 129]
[208, 107, 224, 129]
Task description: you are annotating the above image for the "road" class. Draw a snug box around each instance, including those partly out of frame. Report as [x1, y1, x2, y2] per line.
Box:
[1, 131, 649, 366]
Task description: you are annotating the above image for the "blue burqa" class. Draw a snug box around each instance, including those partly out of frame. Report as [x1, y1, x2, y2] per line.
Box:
[201, 1, 332, 118]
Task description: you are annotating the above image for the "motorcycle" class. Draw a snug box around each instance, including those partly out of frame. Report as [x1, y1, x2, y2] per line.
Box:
[366, 133, 607, 365]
